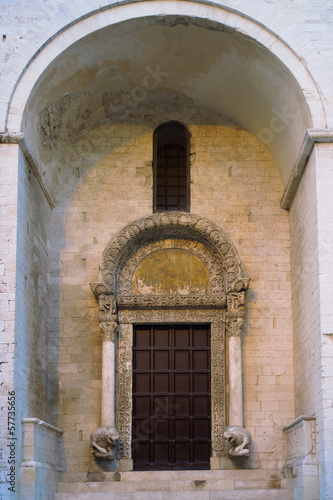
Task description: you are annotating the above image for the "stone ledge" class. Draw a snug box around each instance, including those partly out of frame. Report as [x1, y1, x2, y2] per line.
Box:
[281, 128, 333, 210]
[282, 415, 315, 432]
[22, 418, 63, 435]
[0, 133, 55, 208]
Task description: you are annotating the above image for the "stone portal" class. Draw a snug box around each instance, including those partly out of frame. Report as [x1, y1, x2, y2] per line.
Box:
[90, 212, 250, 471]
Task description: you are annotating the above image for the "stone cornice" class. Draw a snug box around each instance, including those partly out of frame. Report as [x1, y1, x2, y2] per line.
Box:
[0, 132, 55, 209]
[281, 128, 333, 210]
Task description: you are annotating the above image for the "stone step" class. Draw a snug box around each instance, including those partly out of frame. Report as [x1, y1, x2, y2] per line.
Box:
[56, 469, 290, 499]
[62, 468, 284, 483]
[119, 469, 284, 481]
[55, 489, 290, 500]
[57, 478, 288, 493]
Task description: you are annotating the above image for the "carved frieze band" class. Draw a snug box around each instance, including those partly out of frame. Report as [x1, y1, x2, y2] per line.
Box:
[117, 294, 226, 309]
[116, 324, 133, 459]
[211, 318, 226, 456]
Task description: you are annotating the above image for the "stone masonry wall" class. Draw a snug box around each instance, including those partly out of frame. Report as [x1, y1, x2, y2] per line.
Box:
[1, 0, 333, 128]
[313, 143, 333, 499]
[289, 145, 333, 498]
[0, 147, 51, 500]
[289, 150, 321, 419]
[13, 149, 51, 496]
[49, 120, 294, 472]
[0, 144, 19, 497]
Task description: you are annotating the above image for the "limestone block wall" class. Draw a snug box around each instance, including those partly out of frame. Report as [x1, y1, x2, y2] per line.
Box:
[19, 418, 65, 500]
[283, 416, 319, 500]
[49, 120, 294, 472]
[0, 147, 51, 499]
[191, 125, 294, 470]
[0, 144, 19, 494]
[9, 150, 52, 498]
[289, 145, 333, 498]
[289, 150, 321, 418]
[313, 143, 333, 499]
[15, 151, 51, 424]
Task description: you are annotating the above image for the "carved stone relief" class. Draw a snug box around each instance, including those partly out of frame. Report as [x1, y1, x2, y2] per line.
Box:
[90, 426, 119, 459]
[116, 324, 133, 459]
[226, 291, 246, 338]
[99, 321, 118, 343]
[90, 212, 250, 468]
[95, 212, 248, 295]
[223, 425, 252, 457]
[117, 294, 226, 309]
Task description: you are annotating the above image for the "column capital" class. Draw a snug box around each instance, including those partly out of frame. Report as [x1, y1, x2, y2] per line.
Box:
[226, 291, 245, 338]
[99, 321, 118, 343]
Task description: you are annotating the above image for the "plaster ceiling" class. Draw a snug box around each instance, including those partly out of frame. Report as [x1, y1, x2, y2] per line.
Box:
[24, 16, 312, 190]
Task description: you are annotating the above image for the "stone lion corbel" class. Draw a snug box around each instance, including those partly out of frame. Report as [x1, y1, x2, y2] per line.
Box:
[90, 426, 119, 460]
[223, 425, 252, 457]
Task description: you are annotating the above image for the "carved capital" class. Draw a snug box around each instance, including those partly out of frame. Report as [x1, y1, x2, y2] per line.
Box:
[97, 293, 118, 324]
[227, 315, 245, 338]
[90, 281, 112, 298]
[231, 278, 250, 293]
[99, 321, 118, 343]
[226, 291, 246, 338]
[98, 294, 116, 312]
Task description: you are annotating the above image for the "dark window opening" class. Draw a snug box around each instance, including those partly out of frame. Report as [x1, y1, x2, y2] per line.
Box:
[153, 122, 190, 212]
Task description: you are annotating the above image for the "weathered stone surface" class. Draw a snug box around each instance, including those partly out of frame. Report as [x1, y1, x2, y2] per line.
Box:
[90, 427, 119, 460]
[223, 425, 252, 458]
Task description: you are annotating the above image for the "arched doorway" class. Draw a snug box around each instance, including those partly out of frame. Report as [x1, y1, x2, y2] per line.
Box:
[90, 211, 249, 470]
[2, 3, 328, 498]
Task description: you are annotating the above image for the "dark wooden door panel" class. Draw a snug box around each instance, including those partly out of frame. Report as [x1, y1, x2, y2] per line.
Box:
[133, 324, 211, 470]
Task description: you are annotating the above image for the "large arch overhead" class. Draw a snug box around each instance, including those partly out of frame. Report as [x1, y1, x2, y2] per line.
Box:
[21, 13, 318, 192]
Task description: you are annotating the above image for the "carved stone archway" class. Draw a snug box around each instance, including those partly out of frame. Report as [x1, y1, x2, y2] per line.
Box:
[90, 212, 249, 470]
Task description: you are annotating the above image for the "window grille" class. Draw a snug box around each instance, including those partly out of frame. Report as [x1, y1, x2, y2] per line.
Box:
[153, 122, 190, 212]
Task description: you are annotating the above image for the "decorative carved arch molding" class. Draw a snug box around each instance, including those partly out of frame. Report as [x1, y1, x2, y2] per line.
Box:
[90, 212, 249, 470]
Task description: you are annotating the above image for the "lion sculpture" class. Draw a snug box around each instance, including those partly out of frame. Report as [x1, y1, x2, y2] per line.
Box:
[223, 425, 252, 457]
[90, 426, 119, 460]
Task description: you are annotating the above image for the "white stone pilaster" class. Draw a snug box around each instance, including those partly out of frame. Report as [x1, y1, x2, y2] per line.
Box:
[228, 335, 243, 427]
[226, 290, 246, 428]
[100, 322, 118, 427]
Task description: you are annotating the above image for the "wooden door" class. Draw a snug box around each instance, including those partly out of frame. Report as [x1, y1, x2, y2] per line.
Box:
[132, 325, 211, 470]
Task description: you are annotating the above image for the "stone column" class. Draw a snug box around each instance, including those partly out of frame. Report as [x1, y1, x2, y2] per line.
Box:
[89, 285, 120, 466]
[99, 321, 118, 427]
[226, 291, 246, 427]
[97, 292, 118, 426]
[90, 284, 119, 429]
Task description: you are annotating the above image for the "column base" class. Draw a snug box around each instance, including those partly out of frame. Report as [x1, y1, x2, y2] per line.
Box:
[117, 458, 134, 471]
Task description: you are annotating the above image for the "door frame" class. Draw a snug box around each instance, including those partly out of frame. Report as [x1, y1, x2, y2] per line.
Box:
[132, 323, 212, 470]
[116, 308, 226, 471]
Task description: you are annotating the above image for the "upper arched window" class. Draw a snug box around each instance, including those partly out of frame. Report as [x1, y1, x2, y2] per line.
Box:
[153, 122, 190, 212]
